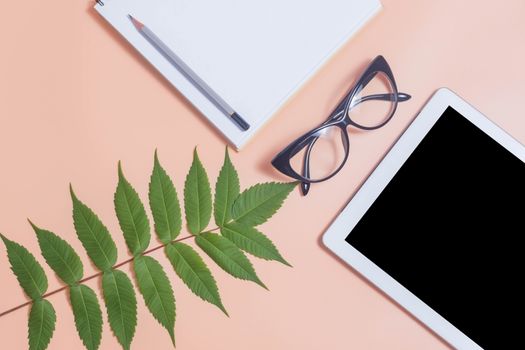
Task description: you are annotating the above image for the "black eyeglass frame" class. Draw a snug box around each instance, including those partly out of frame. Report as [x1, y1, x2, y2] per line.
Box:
[271, 55, 411, 188]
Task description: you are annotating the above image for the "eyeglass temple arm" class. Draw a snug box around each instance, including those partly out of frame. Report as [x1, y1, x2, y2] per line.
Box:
[301, 139, 316, 195]
[329, 92, 410, 121]
[353, 92, 411, 104]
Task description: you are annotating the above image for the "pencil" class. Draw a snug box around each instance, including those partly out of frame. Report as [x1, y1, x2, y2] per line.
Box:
[129, 15, 250, 132]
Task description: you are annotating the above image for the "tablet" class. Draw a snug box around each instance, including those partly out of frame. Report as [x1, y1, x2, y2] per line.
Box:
[322, 88, 525, 350]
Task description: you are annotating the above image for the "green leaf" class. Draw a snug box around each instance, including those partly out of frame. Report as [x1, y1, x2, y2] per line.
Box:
[195, 233, 266, 289]
[102, 270, 137, 350]
[31, 221, 83, 285]
[231, 182, 296, 226]
[214, 147, 240, 227]
[70, 284, 103, 350]
[184, 149, 212, 234]
[149, 151, 182, 243]
[0, 234, 48, 300]
[70, 186, 118, 271]
[133, 255, 176, 345]
[165, 242, 227, 315]
[28, 299, 56, 350]
[221, 223, 290, 266]
[114, 163, 151, 255]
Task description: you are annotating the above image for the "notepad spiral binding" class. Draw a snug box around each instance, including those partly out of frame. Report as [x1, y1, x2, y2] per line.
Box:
[96, 0, 104, 5]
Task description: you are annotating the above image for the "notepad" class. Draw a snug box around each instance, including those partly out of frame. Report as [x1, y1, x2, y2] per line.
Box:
[96, 0, 381, 150]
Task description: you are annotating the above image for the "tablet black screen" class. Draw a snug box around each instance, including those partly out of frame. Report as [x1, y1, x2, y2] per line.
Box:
[345, 107, 524, 349]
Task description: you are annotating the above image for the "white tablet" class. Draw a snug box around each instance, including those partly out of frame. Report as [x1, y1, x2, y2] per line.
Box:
[323, 88, 525, 350]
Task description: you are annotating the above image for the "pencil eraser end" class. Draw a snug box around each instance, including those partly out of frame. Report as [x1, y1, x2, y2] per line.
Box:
[231, 113, 250, 131]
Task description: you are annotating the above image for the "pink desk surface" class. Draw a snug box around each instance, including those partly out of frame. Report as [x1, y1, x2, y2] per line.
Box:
[1, 0, 523, 349]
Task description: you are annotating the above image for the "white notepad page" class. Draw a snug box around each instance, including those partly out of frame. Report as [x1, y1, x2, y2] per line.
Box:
[96, 0, 381, 149]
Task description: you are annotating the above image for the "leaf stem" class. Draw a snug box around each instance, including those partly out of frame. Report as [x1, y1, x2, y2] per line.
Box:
[199, 227, 219, 235]
[0, 234, 195, 318]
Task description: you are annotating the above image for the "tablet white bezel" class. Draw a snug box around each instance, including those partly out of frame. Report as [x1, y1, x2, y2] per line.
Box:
[322, 88, 525, 350]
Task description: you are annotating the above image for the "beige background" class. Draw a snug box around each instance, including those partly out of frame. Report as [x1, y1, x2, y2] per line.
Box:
[1, 0, 523, 349]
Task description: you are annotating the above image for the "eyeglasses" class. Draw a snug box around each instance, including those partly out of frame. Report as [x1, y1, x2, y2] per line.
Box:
[271, 55, 411, 195]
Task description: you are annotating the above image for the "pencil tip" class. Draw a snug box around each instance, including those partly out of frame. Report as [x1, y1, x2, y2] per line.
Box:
[128, 14, 144, 30]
